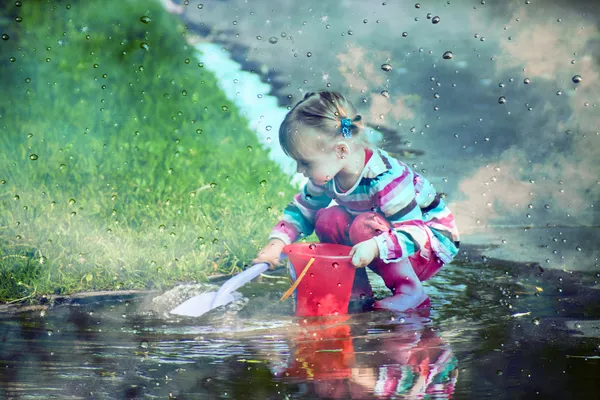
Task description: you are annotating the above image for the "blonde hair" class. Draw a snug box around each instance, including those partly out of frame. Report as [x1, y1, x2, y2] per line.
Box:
[279, 91, 367, 160]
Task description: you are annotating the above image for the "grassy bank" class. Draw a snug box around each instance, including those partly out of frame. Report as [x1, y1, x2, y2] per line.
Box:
[0, 0, 296, 302]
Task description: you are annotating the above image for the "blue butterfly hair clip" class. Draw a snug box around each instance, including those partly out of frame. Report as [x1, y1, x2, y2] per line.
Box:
[340, 118, 353, 138]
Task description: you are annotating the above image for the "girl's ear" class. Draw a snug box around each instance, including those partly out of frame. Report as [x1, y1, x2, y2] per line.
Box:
[334, 142, 350, 159]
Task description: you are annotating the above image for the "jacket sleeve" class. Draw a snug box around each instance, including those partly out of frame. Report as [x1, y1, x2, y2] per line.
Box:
[268, 180, 332, 245]
[370, 163, 430, 263]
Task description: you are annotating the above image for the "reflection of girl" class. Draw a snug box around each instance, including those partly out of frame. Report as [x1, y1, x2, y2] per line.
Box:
[369, 326, 458, 398]
[254, 91, 459, 311]
[277, 315, 458, 399]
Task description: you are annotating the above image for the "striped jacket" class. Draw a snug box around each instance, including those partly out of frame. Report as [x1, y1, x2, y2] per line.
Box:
[269, 149, 460, 264]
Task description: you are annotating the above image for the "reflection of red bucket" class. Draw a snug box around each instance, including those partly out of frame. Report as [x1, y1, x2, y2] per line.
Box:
[283, 243, 356, 317]
[284, 316, 355, 381]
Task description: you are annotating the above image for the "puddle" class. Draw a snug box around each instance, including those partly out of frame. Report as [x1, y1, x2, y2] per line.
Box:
[2, 258, 599, 399]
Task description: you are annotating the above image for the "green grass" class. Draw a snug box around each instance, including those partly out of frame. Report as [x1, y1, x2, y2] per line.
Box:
[0, 0, 297, 302]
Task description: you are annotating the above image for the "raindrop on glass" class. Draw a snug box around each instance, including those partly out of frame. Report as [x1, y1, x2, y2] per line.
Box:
[432, 16, 440, 24]
[29, 154, 38, 160]
[572, 75, 582, 83]
[498, 96, 507, 104]
[442, 51, 453, 59]
[140, 16, 151, 24]
[381, 63, 392, 72]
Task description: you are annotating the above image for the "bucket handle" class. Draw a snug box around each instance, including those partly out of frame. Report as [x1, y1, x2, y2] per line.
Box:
[280, 257, 315, 301]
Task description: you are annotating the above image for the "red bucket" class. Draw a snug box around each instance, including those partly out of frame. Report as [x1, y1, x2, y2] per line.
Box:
[283, 243, 356, 317]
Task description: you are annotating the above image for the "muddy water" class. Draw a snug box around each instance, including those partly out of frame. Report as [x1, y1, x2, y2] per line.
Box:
[1, 255, 599, 399]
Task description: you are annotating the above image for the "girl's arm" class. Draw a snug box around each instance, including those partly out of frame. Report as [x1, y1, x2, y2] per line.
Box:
[371, 163, 430, 263]
[268, 180, 332, 245]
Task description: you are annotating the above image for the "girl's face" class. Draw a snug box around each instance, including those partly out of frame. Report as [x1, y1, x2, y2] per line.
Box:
[292, 132, 344, 186]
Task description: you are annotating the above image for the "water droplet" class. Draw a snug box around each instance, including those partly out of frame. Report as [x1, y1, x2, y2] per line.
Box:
[532, 317, 540, 326]
[209, 182, 217, 189]
[268, 36, 278, 44]
[316, 302, 321, 307]
[140, 42, 149, 51]
[259, 180, 267, 187]
[523, 78, 531, 84]
[1, 34, 8, 40]
[68, 198, 76, 206]
[427, 13, 433, 19]
[140, 16, 151, 24]
[306, 52, 312, 57]
[29, 154, 38, 160]
[432, 16, 440, 24]
[337, 282, 342, 287]
[332, 262, 339, 269]
[9, 57, 16, 62]
[197, 3, 204, 9]
[572, 75, 582, 83]
[576, 246, 582, 252]
[140, 340, 149, 349]
[498, 96, 507, 104]
[47, 330, 54, 336]
[15, 16, 23, 23]
[442, 51, 453, 59]
[196, 129, 203, 135]
[381, 63, 392, 72]
[221, 105, 229, 112]
[402, 32, 408, 37]
[415, 3, 421, 8]
[381, 90, 389, 98]
[308, 243, 316, 250]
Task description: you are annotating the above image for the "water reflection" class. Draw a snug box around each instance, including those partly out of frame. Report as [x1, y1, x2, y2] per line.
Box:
[277, 312, 457, 399]
[2, 260, 599, 400]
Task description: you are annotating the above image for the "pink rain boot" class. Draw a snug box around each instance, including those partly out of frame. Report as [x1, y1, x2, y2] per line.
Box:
[373, 258, 430, 312]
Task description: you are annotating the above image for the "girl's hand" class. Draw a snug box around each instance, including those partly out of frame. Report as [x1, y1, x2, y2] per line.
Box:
[253, 238, 286, 270]
[349, 238, 380, 268]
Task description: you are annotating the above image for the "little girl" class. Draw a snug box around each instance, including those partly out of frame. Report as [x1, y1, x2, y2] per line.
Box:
[253, 91, 460, 311]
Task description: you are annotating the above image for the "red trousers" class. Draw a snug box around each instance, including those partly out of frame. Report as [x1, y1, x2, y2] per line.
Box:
[314, 206, 444, 305]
